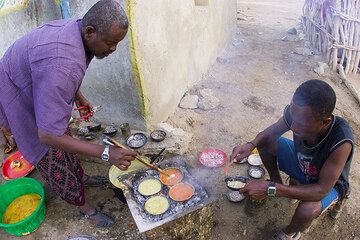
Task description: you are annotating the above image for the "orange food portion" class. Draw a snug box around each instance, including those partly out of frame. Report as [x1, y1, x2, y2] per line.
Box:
[169, 183, 195, 202]
[160, 168, 183, 186]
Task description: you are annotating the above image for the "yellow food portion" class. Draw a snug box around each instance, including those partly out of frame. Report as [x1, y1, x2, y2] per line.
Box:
[2, 193, 41, 224]
[138, 178, 162, 196]
[252, 148, 259, 154]
[144, 196, 169, 215]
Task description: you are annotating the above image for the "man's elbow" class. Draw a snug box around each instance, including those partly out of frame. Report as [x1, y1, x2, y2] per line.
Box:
[38, 130, 52, 144]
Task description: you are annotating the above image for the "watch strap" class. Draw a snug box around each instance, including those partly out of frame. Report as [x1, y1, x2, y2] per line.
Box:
[101, 145, 110, 161]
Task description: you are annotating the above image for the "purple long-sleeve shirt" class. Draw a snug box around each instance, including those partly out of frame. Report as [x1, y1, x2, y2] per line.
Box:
[0, 19, 92, 165]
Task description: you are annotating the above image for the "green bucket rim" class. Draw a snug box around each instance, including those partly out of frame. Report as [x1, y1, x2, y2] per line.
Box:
[0, 177, 45, 227]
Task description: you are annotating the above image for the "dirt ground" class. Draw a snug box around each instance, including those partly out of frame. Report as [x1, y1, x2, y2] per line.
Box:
[1, 0, 360, 239]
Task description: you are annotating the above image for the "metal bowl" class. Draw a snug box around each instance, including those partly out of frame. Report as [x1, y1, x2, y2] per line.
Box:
[169, 182, 195, 202]
[150, 130, 167, 142]
[87, 124, 102, 132]
[126, 133, 147, 149]
[103, 126, 118, 137]
[224, 176, 250, 191]
[248, 166, 265, 179]
[159, 167, 183, 186]
[226, 190, 245, 203]
[144, 195, 170, 216]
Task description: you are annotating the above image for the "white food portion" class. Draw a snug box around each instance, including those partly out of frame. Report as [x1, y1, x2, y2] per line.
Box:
[249, 168, 263, 178]
[227, 181, 246, 189]
[228, 191, 245, 202]
[247, 154, 262, 166]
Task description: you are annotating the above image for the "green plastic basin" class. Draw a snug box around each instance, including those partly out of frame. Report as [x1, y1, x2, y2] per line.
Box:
[0, 177, 46, 236]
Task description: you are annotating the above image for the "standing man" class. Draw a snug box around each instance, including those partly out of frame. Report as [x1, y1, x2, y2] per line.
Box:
[0, 0, 137, 227]
[231, 80, 354, 239]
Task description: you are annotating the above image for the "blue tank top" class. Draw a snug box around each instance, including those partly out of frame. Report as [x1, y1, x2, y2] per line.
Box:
[283, 105, 354, 198]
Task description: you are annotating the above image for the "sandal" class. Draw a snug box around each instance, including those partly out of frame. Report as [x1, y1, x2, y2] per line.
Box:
[272, 230, 301, 240]
[83, 175, 109, 187]
[80, 209, 115, 227]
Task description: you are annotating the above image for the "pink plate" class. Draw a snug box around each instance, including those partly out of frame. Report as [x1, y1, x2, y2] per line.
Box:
[199, 149, 228, 168]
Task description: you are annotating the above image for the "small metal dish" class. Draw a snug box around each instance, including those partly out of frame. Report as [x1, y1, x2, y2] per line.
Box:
[137, 177, 162, 196]
[159, 167, 183, 186]
[224, 176, 250, 191]
[248, 166, 265, 179]
[226, 190, 245, 203]
[169, 182, 195, 202]
[87, 124, 102, 132]
[144, 195, 170, 216]
[84, 132, 97, 141]
[126, 133, 147, 149]
[150, 130, 167, 142]
[103, 126, 118, 137]
[247, 154, 262, 166]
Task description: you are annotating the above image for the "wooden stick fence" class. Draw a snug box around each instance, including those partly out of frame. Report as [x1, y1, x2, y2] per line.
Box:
[302, 0, 360, 77]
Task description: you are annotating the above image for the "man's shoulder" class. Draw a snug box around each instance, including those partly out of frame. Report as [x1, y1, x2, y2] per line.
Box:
[39, 18, 77, 28]
[328, 116, 354, 150]
[29, 19, 86, 70]
[333, 116, 353, 135]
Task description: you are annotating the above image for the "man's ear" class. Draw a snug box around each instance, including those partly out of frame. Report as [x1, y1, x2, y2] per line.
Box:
[322, 116, 332, 126]
[84, 26, 96, 40]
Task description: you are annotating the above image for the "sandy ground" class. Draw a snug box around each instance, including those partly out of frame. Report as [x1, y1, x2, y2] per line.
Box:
[1, 0, 360, 239]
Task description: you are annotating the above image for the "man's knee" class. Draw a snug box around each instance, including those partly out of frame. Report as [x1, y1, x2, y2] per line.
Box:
[294, 201, 322, 221]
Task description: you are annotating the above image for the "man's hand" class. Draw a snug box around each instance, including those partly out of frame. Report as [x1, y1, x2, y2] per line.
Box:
[239, 180, 269, 200]
[230, 142, 255, 163]
[75, 91, 93, 122]
[108, 146, 137, 171]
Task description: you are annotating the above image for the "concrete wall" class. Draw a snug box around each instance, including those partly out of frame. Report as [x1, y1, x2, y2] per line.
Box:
[1, 0, 236, 130]
[133, 0, 236, 125]
[0, 0, 61, 57]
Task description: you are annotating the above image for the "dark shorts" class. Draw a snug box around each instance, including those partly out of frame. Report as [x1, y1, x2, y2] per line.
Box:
[277, 137, 338, 211]
[36, 135, 85, 206]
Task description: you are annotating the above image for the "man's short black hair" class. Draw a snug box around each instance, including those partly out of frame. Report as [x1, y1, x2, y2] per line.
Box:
[293, 79, 336, 119]
[82, 0, 128, 36]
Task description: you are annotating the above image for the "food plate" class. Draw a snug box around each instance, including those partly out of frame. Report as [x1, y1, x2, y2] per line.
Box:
[126, 133, 147, 149]
[247, 154, 262, 166]
[224, 176, 250, 191]
[169, 182, 195, 202]
[87, 124, 102, 132]
[103, 126, 118, 137]
[108, 156, 151, 189]
[138, 177, 162, 196]
[248, 166, 265, 179]
[199, 149, 227, 168]
[160, 167, 183, 186]
[150, 130, 166, 142]
[226, 190, 246, 203]
[144, 195, 170, 215]
[2, 151, 34, 180]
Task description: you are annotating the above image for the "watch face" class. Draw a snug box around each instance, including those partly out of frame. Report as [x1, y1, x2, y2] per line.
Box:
[102, 154, 109, 161]
[268, 187, 276, 196]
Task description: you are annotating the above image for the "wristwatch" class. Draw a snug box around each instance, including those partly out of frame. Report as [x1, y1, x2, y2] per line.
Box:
[101, 145, 110, 161]
[267, 181, 276, 197]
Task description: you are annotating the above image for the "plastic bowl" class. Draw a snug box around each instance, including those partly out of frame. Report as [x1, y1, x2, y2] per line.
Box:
[0, 178, 46, 236]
